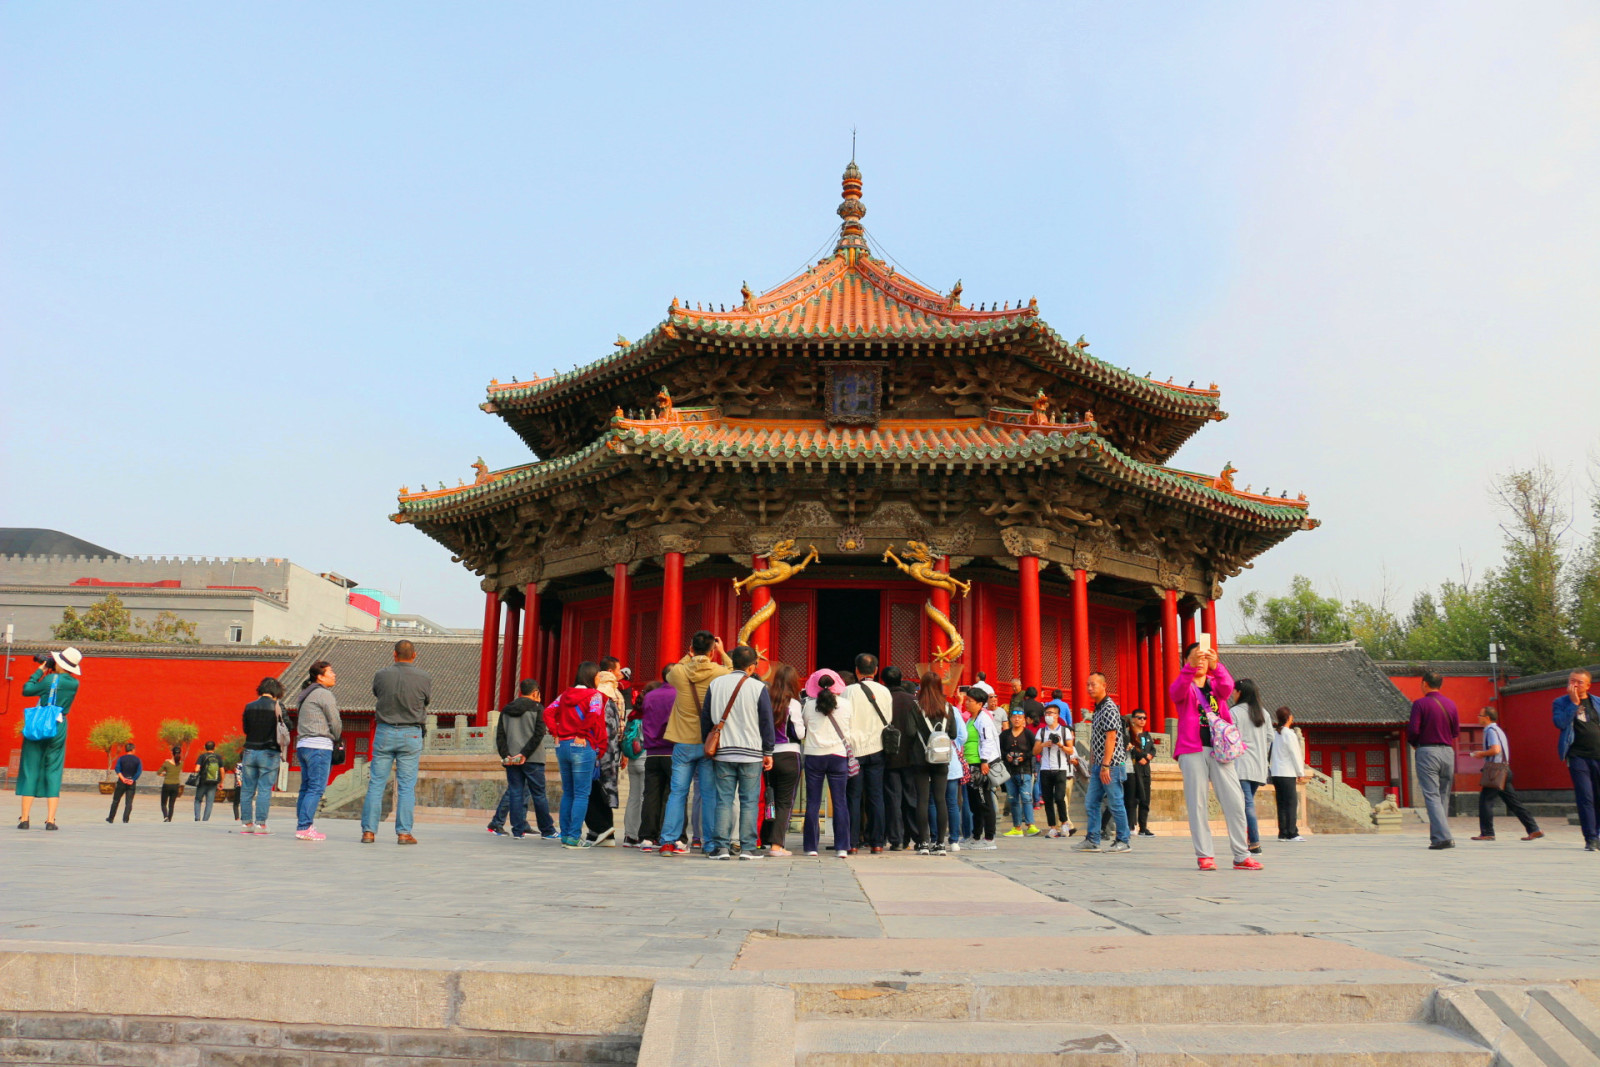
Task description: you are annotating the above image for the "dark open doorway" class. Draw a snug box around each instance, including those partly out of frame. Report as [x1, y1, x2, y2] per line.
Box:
[814, 588, 880, 675]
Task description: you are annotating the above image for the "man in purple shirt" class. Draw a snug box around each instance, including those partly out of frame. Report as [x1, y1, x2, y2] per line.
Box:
[635, 670, 678, 851]
[1407, 670, 1461, 850]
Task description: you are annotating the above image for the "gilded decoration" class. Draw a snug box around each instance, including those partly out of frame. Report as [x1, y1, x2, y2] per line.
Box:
[883, 541, 968, 675]
[836, 525, 866, 552]
[733, 541, 820, 657]
[1000, 526, 1054, 559]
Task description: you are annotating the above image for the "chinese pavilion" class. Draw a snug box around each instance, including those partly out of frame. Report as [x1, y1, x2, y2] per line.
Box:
[394, 162, 1317, 732]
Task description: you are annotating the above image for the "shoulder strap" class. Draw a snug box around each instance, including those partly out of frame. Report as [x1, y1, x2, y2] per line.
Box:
[716, 674, 751, 729]
[823, 708, 852, 753]
[859, 684, 888, 726]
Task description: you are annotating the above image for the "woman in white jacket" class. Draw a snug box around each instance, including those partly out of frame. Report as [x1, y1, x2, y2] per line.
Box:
[1231, 679, 1274, 854]
[1269, 706, 1309, 842]
[801, 669, 854, 858]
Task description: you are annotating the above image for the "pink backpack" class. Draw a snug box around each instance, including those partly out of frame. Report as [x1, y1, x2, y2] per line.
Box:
[1204, 693, 1248, 765]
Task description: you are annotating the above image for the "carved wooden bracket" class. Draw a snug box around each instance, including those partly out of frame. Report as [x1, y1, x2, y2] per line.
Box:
[1000, 525, 1054, 559]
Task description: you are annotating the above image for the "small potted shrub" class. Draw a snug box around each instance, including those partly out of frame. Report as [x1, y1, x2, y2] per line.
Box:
[216, 733, 245, 805]
[87, 719, 135, 794]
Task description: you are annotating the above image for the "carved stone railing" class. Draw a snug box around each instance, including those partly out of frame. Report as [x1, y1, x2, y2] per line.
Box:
[425, 713, 496, 754]
[1304, 765, 1378, 833]
[318, 758, 370, 815]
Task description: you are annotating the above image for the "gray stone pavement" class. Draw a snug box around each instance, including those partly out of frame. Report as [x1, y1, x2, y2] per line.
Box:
[4, 792, 1597, 982]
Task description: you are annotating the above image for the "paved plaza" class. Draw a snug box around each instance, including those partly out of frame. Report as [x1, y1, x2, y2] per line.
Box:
[5, 792, 1598, 983]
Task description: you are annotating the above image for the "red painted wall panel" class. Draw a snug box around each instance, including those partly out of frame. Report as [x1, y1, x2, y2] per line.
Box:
[1387, 674, 1501, 721]
[4, 654, 298, 771]
[1499, 684, 1571, 792]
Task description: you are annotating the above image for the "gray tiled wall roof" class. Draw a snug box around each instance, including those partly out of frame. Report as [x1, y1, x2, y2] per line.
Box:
[1219, 642, 1411, 726]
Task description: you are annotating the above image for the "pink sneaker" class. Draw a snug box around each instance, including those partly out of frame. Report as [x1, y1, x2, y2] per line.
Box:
[1197, 856, 1217, 871]
[1233, 857, 1263, 871]
[295, 828, 325, 841]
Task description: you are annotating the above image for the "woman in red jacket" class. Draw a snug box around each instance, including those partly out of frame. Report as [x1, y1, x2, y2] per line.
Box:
[546, 661, 609, 848]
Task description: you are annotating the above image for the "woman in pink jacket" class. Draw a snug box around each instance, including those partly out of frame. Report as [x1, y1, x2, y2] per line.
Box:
[1170, 643, 1259, 871]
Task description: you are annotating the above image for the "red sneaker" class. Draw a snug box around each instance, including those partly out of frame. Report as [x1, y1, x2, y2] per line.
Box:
[1197, 856, 1217, 871]
[1233, 857, 1263, 871]
[659, 843, 685, 856]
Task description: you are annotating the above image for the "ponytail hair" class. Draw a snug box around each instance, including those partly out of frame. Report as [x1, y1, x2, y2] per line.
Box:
[306, 661, 332, 690]
[816, 688, 837, 716]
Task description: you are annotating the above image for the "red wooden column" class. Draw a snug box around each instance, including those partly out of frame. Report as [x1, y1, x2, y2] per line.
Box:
[659, 550, 685, 674]
[1202, 598, 1218, 644]
[749, 555, 771, 660]
[1148, 625, 1165, 733]
[1135, 626, 1151, 715]
[520, 583, 541, 686]
[1162, 589, 1181, 726]
[1018, 555, 1042, 693]
[930, 557, 952, 663]
[1180, 600, 1197, 650]
[498, 597, 521, 710]
[478, 591, 501, 722]
[610, 563, 631, 669]
[1070, 568, 1090, 718]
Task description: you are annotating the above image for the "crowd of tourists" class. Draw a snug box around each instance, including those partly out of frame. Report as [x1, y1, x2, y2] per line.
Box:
[16, 644, 1600, 861]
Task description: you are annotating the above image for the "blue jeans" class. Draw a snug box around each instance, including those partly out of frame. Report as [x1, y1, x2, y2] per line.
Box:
[713, 760, 763, 853]
[660, 743, 717, 849]
[362, 723, 424, 835]
[1005, 773, 1035, 828]
[952, 778, 972, 840]
[239, 749, 279, 824]
[492, 760, 556, 837]
[1240, 779, 1262, 846]
[1084, 764, 1129, 844]
[295, 746, 332, 831]
[556, 740, 596, 842]
[1569, 756, 1600, 842]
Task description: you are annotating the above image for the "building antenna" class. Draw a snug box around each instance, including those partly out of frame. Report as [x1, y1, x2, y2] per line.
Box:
[851, 126, 856, 161]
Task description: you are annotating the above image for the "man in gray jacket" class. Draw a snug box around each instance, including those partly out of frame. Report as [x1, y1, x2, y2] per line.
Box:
[362, 640, 432, 844]
[700, 645, 774, 860]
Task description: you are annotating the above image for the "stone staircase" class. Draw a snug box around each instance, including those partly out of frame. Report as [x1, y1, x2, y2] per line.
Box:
[638, 973, 1517, 1065]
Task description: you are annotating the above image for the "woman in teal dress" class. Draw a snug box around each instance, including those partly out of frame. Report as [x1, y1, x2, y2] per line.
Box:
[16, 647, 83, 831]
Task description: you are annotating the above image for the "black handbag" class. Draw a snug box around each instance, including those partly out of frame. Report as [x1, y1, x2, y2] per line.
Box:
[858, 684, 901, 759]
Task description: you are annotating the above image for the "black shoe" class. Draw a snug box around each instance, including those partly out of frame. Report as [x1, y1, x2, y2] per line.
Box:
[1138, 829, 1156, 837]
[105, 817, 113, 824]
[1248, 844, 1262, 854]
[45, 822, 58, 831]
[17, 820, 28, 830]
[1586, 839, 1598, 852]
[1428, 840, 1455, 850]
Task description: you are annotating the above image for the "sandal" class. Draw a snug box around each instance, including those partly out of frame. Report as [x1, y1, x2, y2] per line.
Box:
[16, 820, 28, 830]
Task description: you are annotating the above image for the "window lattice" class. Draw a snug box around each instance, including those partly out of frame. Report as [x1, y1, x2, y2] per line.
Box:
[580, 618, 605, 666]
[777, 599, 810, 670]
[889, 600, 921, 673]
[632, 609, 658, 676]
[995, 607, 1019, 685]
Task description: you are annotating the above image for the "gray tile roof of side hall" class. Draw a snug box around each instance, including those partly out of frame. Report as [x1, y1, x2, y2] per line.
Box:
[1219, 642, 1412, 726]
[1377, 660, 1520, 678]
[1501, 663, 1600, 696]
[279, 633, 507, 716]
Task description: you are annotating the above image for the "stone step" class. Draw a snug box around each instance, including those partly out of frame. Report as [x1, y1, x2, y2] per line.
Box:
[1437, 983, 1600, 1067]
[790, 975, 1440, 1026]
[794, 1020, 1490, 1065]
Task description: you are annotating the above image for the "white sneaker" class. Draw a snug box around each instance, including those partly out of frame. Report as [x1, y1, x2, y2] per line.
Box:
[836, 850, 849, 859]
[1287, 835, 1306, 842]
[805, 850, 819, 857]
[948, 841, 961, 852]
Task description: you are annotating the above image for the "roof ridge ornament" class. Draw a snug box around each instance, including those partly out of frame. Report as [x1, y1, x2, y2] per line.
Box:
[835, 159, 868, 256]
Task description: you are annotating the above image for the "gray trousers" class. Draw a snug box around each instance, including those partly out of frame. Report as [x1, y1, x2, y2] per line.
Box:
[624, 754, 646, 842]
[1178, 751, 1250, 863]
[1416, 745, 1455, 845]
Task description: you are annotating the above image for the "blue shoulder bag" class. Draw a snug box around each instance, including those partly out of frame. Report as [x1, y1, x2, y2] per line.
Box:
[22, 676, 64, 742]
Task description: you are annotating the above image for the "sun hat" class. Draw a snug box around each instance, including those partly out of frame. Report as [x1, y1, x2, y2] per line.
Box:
[803, 668, 845, 699]
[51, 647, 83, 676]
[595, 670, 621, 703]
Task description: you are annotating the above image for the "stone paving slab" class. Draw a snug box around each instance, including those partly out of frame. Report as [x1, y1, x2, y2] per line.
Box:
[3, 795, 1597, 984]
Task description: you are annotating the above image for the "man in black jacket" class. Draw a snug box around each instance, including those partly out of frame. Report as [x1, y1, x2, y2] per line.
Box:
[107, 743, 142, 824]
[489, 679, 555, 839]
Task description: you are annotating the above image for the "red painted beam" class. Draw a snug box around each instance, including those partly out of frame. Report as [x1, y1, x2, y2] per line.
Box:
[610, 563, 631, 670]
[498, 599, 521, 711]
[1162, 589, 1181, 728]
[750, 556, 771, 665]
[521, 583, 540, 688]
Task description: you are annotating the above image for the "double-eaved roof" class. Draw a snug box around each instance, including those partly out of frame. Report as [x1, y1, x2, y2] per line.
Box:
[1220, 642, 1411, 726]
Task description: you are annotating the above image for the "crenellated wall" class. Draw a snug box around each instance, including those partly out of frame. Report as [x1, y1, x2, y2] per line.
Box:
[0, 554, 293, 592]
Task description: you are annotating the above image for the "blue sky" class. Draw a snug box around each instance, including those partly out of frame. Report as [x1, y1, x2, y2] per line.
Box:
[4, 3, 1597, 632]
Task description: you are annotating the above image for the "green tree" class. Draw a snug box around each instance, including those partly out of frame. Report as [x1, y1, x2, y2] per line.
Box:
[51, 593, 201, 644]
[157, 719, 200, 764]
[1398, 581, 1496, 661]
[1236, 575, 1351, 645]
[215, 733, 246, 771]
[53, 593, 136, 642]
[1347, 598, 1407, 660]
[1568, 470, 1600, 658]
[85, 718, 135, 772]
[1487, 464, 1579, 673]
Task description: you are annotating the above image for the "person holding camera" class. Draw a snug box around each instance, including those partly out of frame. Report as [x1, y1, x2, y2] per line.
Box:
[16, 648, 83, 831]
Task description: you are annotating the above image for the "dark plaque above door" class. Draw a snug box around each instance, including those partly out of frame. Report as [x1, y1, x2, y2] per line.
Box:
[824, 362, 884, 425]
